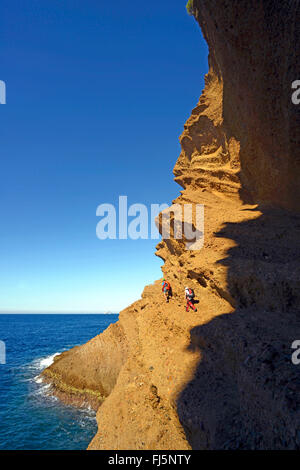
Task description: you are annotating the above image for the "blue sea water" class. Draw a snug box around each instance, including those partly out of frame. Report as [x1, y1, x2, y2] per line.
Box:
[0, 313, 118, 450]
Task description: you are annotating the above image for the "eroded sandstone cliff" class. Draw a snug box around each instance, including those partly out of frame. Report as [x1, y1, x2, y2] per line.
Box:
[43, 0, 300, 449]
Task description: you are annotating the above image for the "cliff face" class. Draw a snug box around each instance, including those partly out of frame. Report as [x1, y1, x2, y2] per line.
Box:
[190, 0, 300, 211]
[43, 1, 300, 450]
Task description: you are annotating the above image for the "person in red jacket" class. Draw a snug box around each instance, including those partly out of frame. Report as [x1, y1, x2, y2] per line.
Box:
[162, 279, 171, 303]
[185, 287, 197, 312]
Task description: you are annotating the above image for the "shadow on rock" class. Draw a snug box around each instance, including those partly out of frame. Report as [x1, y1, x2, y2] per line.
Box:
[177, 208, 300, 449]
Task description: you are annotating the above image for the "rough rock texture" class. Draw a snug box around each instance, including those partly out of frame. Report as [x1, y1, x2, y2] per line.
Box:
[189, 0, 300, 212]
[42, 321, 129, 410]
[43, 0, 300, 449]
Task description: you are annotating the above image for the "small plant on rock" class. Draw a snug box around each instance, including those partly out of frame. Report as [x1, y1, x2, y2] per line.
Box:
[186, 0, 195, 16]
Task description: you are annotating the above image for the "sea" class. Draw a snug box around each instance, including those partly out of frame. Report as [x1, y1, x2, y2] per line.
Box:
[0, 313, 119, 450]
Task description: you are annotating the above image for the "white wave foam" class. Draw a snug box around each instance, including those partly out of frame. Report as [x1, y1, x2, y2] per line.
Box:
[27, 352, 61, 384]
[34, 376, 44, 384]
[39, 353, 60, 369]
[35, 383, 51, 395]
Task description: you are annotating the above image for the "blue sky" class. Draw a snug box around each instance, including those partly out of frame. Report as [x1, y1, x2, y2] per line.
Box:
[0, 0, 208, 313]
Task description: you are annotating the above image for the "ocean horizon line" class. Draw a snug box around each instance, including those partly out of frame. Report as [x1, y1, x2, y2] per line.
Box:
[0, 311, 119, 315]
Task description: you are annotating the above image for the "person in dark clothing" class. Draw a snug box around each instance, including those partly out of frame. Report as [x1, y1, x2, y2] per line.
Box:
[162, 279, 171, 303]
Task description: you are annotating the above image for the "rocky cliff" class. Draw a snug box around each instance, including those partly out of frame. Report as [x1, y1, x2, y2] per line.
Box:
[42, 0, 300, 449]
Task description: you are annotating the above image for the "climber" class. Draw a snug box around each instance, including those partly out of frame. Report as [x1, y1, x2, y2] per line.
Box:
[162, 279, 172, 303]
[185, 287, 197, 312]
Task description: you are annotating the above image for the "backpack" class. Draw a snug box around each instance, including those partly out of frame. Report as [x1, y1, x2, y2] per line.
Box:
[187, 288, 194, 299]
[164, 281, 170, 290]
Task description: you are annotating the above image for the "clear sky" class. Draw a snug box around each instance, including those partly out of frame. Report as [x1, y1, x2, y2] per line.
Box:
[0, 0, 208, 313]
